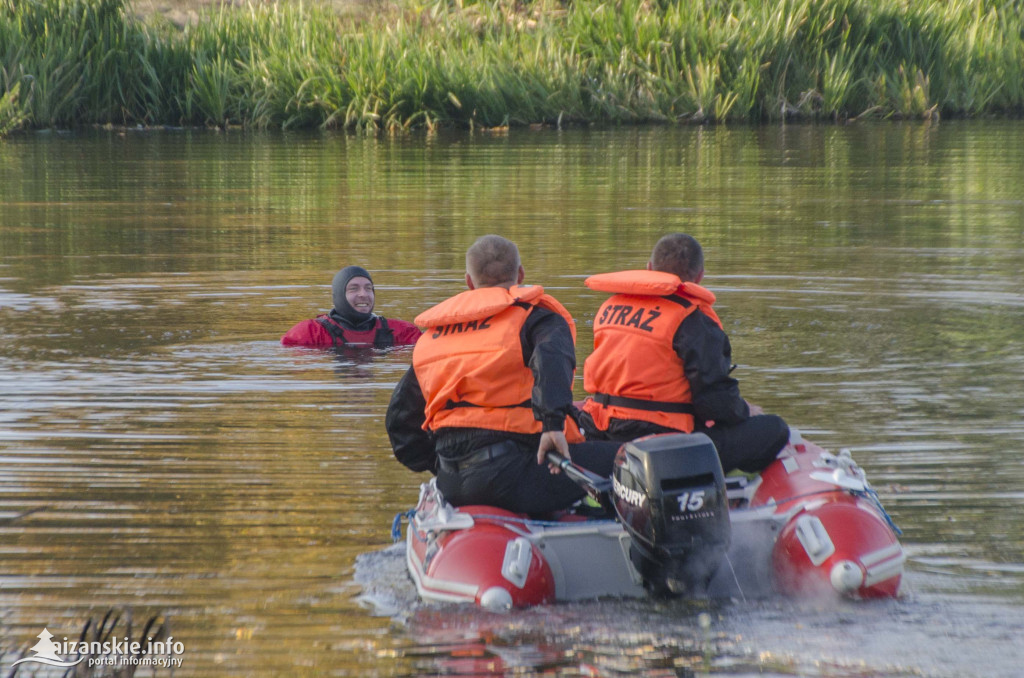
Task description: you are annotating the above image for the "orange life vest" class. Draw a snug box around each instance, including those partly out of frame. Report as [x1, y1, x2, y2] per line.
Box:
[413, 284, 583, 441]
[581, 270, 723, 433]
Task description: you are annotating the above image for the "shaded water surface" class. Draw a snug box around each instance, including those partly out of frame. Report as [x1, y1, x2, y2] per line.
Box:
[1, 122, 1022, 676]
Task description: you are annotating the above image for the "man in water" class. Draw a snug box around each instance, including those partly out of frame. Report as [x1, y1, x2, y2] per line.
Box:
[578, 233, 789, 473]
[281, 265, 421, 348]
[386, 235, 618, 514]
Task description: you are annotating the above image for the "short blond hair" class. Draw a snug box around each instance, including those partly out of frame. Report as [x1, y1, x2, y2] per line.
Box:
[466, 235, 521, 287]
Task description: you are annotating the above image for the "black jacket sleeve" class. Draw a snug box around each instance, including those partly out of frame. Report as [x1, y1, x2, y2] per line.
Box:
[673, 310, 749, 426]
[521, 306, 576, 432]
[385, 366, 437, 474]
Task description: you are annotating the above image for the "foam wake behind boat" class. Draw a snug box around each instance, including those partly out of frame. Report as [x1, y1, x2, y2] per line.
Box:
[403, 431, 904, 610]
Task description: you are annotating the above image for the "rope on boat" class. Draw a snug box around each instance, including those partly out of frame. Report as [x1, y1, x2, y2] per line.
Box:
[391, 509, 415, 542]
[855, 486, 904, 536]
[751, 487, 904, 536]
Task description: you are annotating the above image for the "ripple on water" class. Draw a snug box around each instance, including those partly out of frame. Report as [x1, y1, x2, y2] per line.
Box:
[352, 543, 1024, 678]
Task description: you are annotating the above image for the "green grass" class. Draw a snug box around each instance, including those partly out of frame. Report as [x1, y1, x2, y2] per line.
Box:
[0, 80, 26, 135]
[2, 0, 1023, 137]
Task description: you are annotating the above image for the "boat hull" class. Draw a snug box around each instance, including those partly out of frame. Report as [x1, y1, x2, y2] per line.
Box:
[404, 433, 904, 609]
[751, 438, 905, 598]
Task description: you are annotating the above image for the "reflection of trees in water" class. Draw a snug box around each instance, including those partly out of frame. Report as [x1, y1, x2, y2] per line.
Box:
[10, 125, 1024, 293]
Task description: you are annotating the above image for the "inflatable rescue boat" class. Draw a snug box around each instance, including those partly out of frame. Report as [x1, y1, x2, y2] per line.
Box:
[401, 431, 905, 610]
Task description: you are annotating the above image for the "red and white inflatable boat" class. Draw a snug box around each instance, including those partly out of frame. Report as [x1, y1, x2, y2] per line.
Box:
[402, 431, 905, 610]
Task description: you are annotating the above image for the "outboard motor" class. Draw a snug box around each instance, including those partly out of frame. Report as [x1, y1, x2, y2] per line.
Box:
[612, 433, 731, 595]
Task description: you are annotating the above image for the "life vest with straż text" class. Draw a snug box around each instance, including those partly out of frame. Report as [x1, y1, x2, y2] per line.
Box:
[582, 270, 722, 433]
[413, 284, 583, 442]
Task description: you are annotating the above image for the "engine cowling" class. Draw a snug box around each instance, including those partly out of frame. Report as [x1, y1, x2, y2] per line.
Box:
[612, 433, 731, 595]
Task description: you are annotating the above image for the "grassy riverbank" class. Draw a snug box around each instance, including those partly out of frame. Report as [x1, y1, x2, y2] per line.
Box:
[2, 0, 1023, 136]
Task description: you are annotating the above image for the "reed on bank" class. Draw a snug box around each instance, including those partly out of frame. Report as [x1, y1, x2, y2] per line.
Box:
[1, 0, 1022, 135]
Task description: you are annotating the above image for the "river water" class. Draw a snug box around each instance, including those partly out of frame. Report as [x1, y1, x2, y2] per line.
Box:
[1, 122, 1022, 677]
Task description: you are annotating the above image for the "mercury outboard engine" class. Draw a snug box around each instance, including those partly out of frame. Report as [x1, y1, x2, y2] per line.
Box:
[612, 433, 731, 595]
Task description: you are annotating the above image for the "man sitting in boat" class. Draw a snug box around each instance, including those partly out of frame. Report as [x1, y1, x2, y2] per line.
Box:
[386, 234, 619, 514]
[281, 265, 422, 349]
[578, 233, 789, 474]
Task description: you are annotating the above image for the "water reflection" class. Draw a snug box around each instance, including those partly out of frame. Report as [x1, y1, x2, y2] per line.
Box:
[360, 543, 950, 678]
[1, 121, 1023, 676]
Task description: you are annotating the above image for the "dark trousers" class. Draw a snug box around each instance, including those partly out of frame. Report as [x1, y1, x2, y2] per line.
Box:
[694, 414, 790, 473]
[583, 411, 790, 474]
[436, 440, 620, 515]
